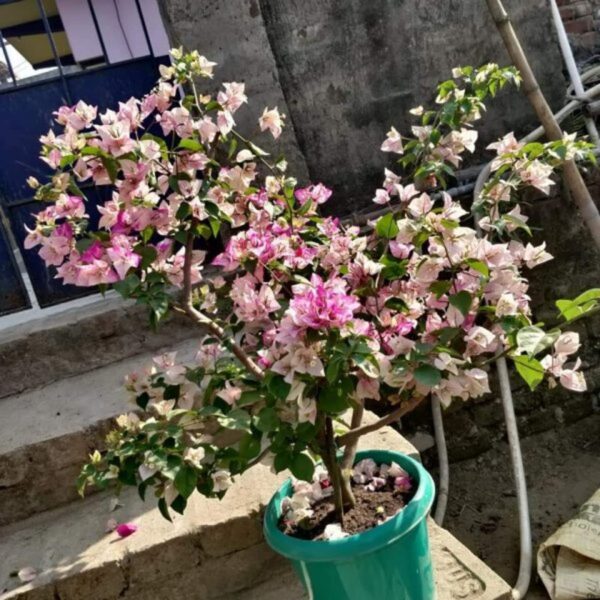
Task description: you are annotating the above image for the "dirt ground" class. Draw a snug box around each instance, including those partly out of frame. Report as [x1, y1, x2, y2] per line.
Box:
[436, 413, 600, 599]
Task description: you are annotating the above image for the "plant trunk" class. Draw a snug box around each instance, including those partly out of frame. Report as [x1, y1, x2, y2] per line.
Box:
[486, 0, 600, 250]
[322, 417, 356, 523]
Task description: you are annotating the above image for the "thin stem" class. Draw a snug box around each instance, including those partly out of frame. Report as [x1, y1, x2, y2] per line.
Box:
[340, 402, 364, 472]
[336, 394, 425, 448]
[180, 230, 265, 380]
[324, 416, 345, 523]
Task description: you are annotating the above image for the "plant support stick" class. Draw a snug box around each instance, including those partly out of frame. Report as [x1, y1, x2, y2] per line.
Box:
[486, 0, 600, 249]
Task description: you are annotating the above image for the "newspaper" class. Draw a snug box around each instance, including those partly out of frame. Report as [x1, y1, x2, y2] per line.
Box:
[538, 489, 600, 599]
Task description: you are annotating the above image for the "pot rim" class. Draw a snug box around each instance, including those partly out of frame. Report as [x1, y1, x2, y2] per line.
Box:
[263, 449, 435, 562]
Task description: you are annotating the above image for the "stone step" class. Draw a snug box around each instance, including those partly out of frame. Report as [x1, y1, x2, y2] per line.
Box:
[0, 426, 510, 600]
[0, 303, 196, 400]
[0, 339, 200, 527]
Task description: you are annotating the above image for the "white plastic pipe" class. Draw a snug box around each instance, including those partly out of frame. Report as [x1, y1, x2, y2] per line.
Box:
[496, 357, 532, 600]
[431, 396, 449, 525]
[549, 0, 600, 146]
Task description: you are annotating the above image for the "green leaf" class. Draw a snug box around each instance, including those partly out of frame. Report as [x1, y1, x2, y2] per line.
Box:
[556, 288, 600, 321]
[209, 217, 221, 237]
[503, 214, 531, 236]
[267, 375, 291, 401]
[171, 495, 187, 515]
[101, 156, 118, 183]
[318, 378, 353, 413]
[353, 353, 379, 378]
[81, 145, 104, 157]
[375, 213, 399, 239]
[512, 355, 544, 391]
[239, 434, 261, 460]
[174, 464, 197, 499]
[380, 256, 408, 281]
[141, 226, 154, 244]
[59, 154, 76, 168]
[238, 390, 263, 407]
[297, 198, 314, 216]
[413, 364, 442, 387]
[137, 245, 158, 270]
[516, 326, 558, 357]
[384, 297, 408, 312]
[158, 497, 172, 522]
[227, 137, 238, 159]
[194, 223, 213, 240]
[573, 288, 600, 305]
[290, 453, 315, 482]
[113, 274, 141, 298]
[464, 259, 489, 277]
[430, 280, 452, 299]
[274, 451, 291, 473]
[256, 407, 280, 433]
[219, 408, 251, 432]
[176, 202, 191, 220]
[449, 291, 472, 316]
[325, 357, 344, 384]
[177, 138, 203, 152]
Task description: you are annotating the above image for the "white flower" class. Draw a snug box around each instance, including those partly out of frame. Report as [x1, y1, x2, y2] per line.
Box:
[381, 127, 404, 154]
[495, 292, 519, 317]
[523, 242, 553, 269]
[212, 469, 232, 492]
[259, 107, 284, 139]
[184, 447, 206, 468]
[554, 332, 580, 357]
[323, 523, 348, 540]
[352, 458, 378, 484]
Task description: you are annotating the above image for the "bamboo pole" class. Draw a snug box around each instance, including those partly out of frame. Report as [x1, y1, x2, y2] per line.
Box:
[486, 0, 600, 249]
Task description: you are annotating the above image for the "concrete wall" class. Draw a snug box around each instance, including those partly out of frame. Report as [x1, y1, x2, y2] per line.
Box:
[158, 0, 600, 460]
[160, 0, 566, 214]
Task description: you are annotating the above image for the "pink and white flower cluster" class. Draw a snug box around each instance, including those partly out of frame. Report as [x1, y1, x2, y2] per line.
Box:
[30, 54, 593, 524]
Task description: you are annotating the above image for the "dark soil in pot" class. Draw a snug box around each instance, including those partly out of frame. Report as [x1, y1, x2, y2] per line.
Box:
[279, 480, 415, 541]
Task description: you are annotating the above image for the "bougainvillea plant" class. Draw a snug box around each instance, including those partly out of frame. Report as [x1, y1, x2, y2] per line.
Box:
[25, 50, 600, 532]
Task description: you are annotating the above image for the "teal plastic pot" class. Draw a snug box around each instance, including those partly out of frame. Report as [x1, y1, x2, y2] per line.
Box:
[264, 449, 436, 600]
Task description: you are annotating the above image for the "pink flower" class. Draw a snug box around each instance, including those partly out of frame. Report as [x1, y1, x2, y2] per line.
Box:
[295, 183, 332, 206]
[116, 523, 138, 538]
[373, 189, 390, 205]
[39, 235, 72, 266]
[554, 332, 580, 356]
[289, 274, 360, 330]
[522, 243, 553, 269]
[381, 126, 403, 154]
[218, 381, 243, 405]
[559, 364, 587, 392]
[394, 475, 412, 492]
[259, 107, 284, 139]
[217, 82, 247, 113]
[106, 235, 141, 280]
[81, 241, 105, 264]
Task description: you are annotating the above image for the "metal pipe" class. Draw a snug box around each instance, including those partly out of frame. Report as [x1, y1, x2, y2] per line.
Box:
[35, 0, 71, 104]
[0, 33, 17, 87]
[496, 357, 532, 599]
[473, 80, 600, 203]
[431, 396, 449, 525]
[471, 155, 536, 596]
[549, 0, 600, 146]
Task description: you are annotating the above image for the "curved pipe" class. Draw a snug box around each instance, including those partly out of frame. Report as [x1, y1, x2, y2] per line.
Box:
[549, 0, 600, 144]
[431, 396, 449, 525]
[496, 357, 532, 600]
[467, 69, 600, 599]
